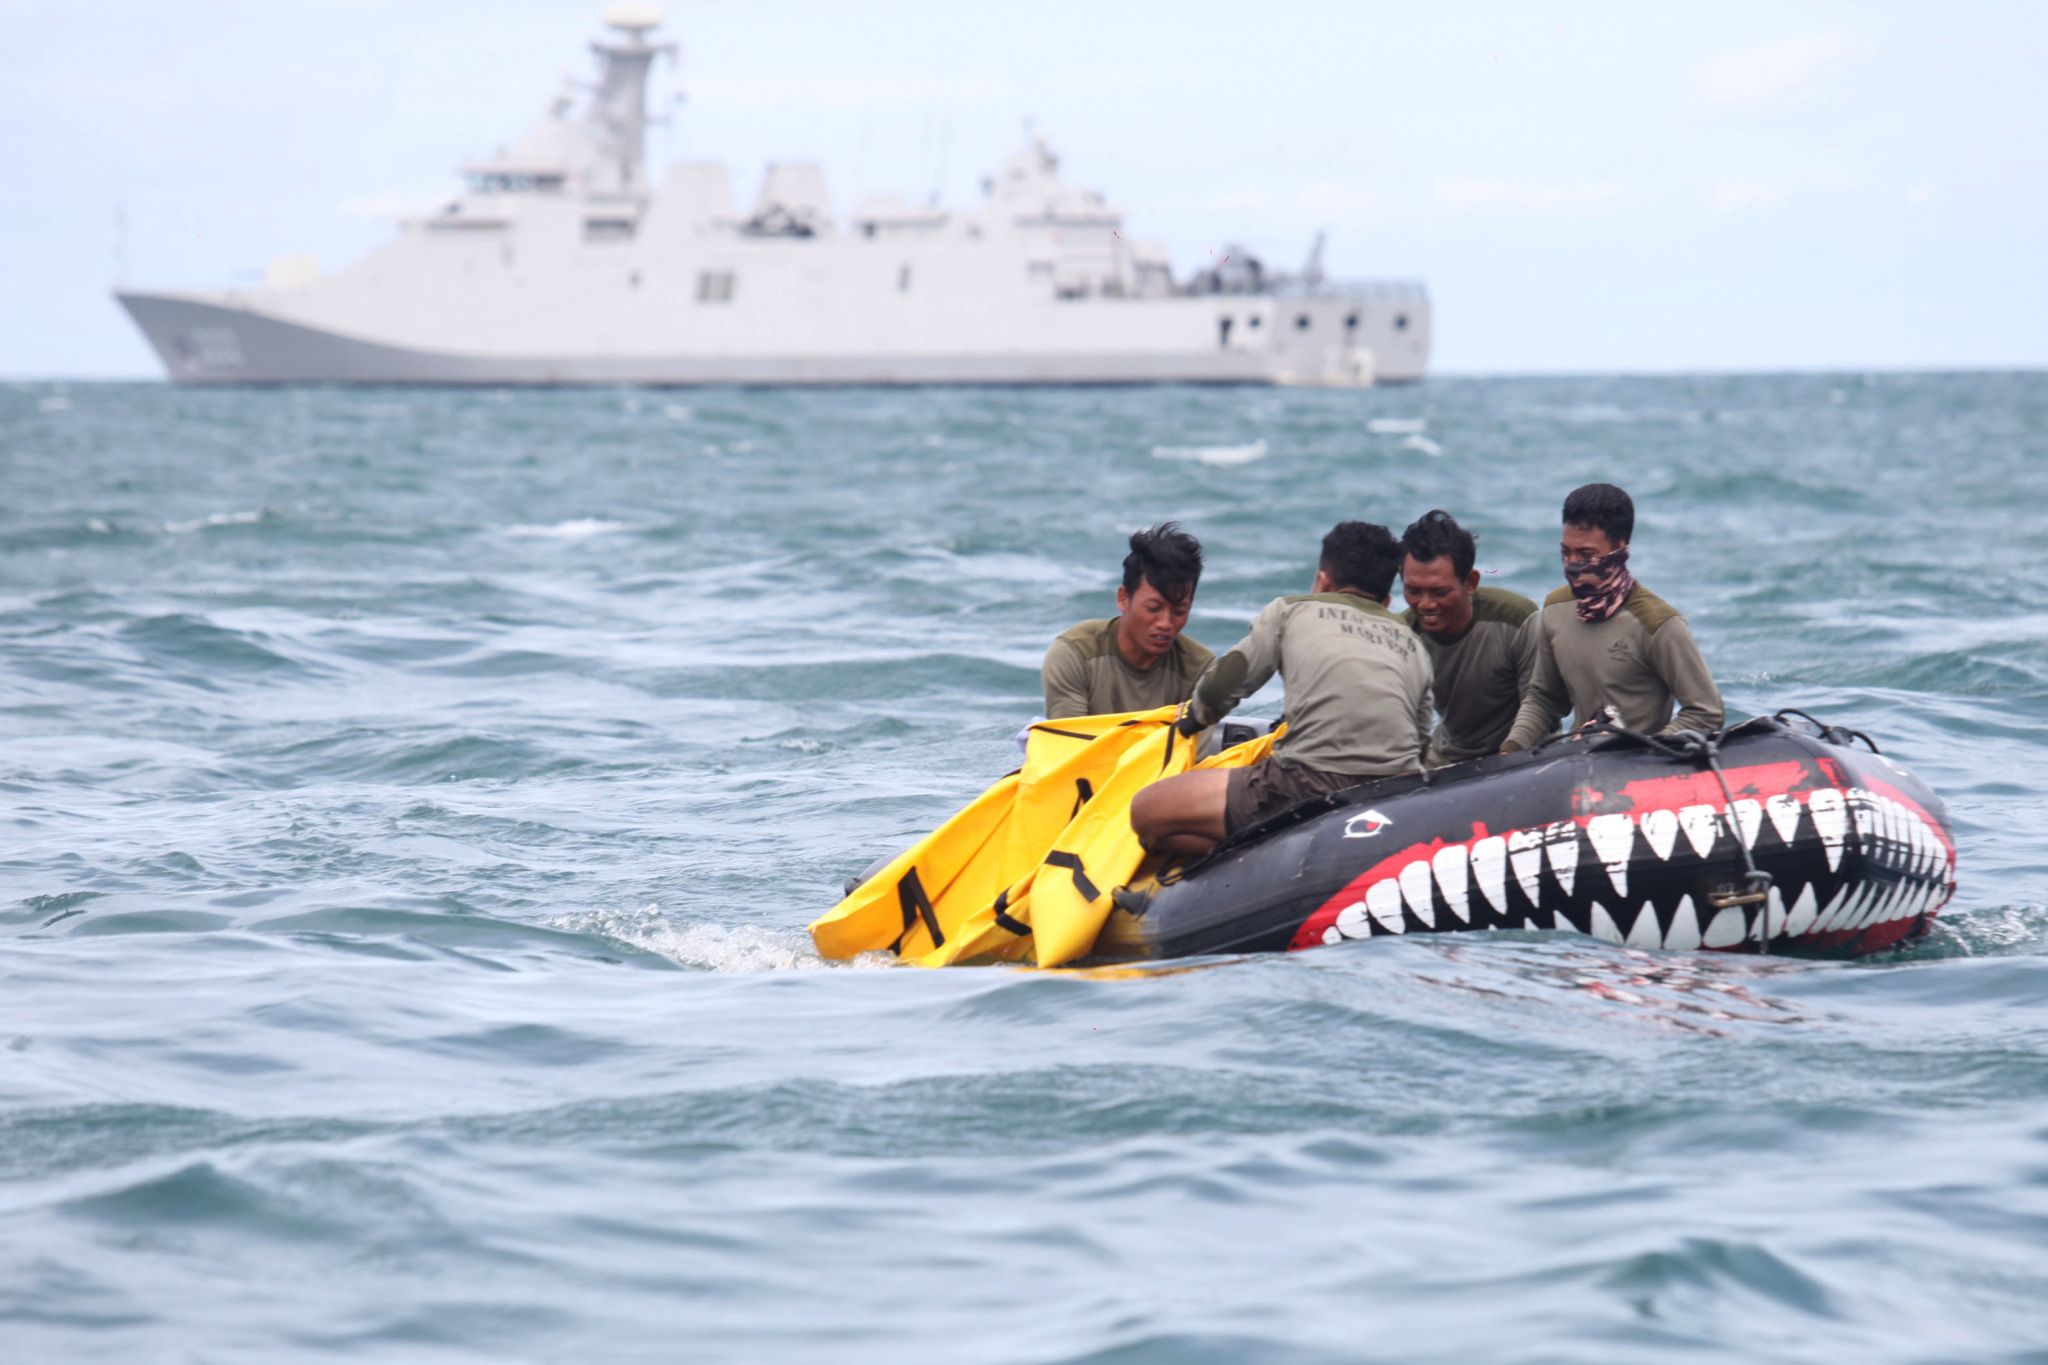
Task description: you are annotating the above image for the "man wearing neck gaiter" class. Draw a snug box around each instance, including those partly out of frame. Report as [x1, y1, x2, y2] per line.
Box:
[1501, 483, 1723, 752]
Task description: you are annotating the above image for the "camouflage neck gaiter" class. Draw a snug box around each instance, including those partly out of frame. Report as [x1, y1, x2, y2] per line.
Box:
[1563, 545, 1634, 623]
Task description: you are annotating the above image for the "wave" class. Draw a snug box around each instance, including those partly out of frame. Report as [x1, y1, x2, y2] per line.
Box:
[1151, 440, 1268, 467]
[502, 519, 631, 538]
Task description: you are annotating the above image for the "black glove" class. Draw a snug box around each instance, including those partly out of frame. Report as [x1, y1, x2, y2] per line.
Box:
[1174, 703, 1205, 738]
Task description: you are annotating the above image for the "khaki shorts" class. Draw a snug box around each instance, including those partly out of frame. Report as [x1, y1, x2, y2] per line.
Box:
[1223, 761, 1365, 835]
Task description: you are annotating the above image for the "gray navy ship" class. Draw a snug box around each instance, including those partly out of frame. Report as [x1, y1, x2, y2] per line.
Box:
[117, 4, 1431, 387]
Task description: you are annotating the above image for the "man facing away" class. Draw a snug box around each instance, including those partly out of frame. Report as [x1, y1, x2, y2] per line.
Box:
[1130, 521, 1433, 857]
[1042, 522, 1213, 720]
[1502, 482, 1724, 752]
[1398, 509, 1543, 765]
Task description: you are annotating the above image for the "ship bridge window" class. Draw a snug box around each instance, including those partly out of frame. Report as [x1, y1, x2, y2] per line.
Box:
[467, 172, 565, 195]
[1394, 313, 1410, 331]
[585, 217, 636, 242]
[1218, 317, 1233, 348]
[1294, 314, 1311, 331]
[1344, 313, 1360, 330]
[696, 270, 736, 304]
[1248, 315, 1262, 329]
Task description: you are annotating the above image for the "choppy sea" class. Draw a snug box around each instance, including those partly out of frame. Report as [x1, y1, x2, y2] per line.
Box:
[3, 373, 2046, 1363]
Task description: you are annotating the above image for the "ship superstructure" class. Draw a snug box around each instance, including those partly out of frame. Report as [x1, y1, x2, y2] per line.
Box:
[117, 5, 1430, 386]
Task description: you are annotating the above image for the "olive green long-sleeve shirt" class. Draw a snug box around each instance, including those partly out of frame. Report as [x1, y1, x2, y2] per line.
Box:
[1400, 585, 1540, 764]
[1502, 582, 1724, 751]
[1042, 618, 1213, 719]
[1190, 592, 1433, 776]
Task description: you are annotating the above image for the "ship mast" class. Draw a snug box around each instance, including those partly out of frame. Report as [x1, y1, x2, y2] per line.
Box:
[587, 3, 674, 198]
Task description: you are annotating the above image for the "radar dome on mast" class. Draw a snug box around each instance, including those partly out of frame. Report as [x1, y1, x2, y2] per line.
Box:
[601, 3, 665, 38]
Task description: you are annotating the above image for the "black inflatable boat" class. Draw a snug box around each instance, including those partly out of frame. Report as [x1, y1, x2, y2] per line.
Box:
[1092, 713, 1956, 962]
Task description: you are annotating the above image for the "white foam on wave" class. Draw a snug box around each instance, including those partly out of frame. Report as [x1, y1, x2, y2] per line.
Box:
[1368, 417, 1426, 434]
[164, 508, 266, 534]
[553, 905, 900, 972]
[1401, 433, 1445, 457]
[1151, 439, 1268, 467]
[504, 518, 631, 539]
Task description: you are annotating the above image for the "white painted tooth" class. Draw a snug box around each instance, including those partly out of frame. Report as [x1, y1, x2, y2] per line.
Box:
[1865, 880, 1905, 929]
[1640, 808, 1680, 862]
[1544, 820, 1580, 899]
[1367, 878, 1406, 933]
[1784, 883, 1819, 937]
[1323, 924, 1346, 945]
[1471, 836, 1509, 917]
[1663, 894, 1702, 951]
[1334, 901, 1372, 939]
[1808, 789, 1847, 872]
[1765, 793, 1802, 846]
[1679, 804, 1721, 859]
[1587, 902, 1624, 944]
[1507, 828, 1544, 908]
[1399, 859, 1437, 929]
[1732, 798, 1764, 852]
[1433, 843, 1471, 924]
[1625, 902, 1663, 949]
[1813, 883, 1855, 934]
[1830, 883, 1874, 934]
[1585, 813, 1634, 899]
[1759, 886, 1785, 943]
[1847, 788, 1876, 859]
[1703, 904, 1747, 948]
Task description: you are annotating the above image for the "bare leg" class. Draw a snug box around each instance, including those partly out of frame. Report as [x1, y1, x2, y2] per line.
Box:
[1130, 768, 1233, 857]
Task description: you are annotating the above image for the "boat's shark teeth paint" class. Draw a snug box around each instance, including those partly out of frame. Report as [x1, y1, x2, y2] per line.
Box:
[1472, 836, 1508, 915]
[1433, 843, 1471, 924]
[1398, 859, 1436, 928]
[1678, 804, 1720, 859]
[1543, 821, 1579, 898]
[1625, 900, 1664, 948]
[1506, 828, 1544, 905]
[1640, 807, 1680, 861]
[1808, 787, 1848, 871]
[1664, 894, 1703, 950]
[1297, 777, 1955, 953]
[1765, 792, 1802, 845]
[1585, 813, 1634, 898]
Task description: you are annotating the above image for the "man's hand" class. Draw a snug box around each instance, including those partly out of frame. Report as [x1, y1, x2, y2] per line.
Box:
[1174, 702, 1205, 737]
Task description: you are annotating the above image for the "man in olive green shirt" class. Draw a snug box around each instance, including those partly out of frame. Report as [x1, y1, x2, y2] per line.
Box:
[1503, 483, 1724, 752]
[1042, 522, 1213, 719]
[1132, 521, 1432, 856]
[1398, 509, 1542, 764]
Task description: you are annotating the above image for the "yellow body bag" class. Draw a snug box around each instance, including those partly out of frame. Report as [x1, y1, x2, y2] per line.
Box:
[809, 709, 1279, 968]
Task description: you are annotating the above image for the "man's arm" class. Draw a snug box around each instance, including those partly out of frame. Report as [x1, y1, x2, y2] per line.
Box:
[1501, 612, 1567, 751]
[1042, 637, 1094, 719]
[1187, 601, 1282, 730]
[1647, 616, 1725, 735]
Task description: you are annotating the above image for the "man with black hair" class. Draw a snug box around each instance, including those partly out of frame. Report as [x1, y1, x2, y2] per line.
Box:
[1042, 522, 1214, 720]
[1398, 509, 1542, 764]
[1502, 482, 1723, 752]
[1130, 521, 1433, 856]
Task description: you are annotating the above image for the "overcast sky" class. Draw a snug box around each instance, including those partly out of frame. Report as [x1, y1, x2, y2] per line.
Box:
[4, 0, 2044, 378]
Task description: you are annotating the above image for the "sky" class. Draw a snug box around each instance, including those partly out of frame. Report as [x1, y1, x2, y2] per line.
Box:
[3, 0, 2045, 378]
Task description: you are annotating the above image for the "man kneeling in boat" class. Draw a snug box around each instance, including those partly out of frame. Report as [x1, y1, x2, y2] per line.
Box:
[1042, 522, 1214, 720]
[1501, 482, 1724, 752]
[1130, 521, 1433, 856]
[1399, 509, 1543, 765]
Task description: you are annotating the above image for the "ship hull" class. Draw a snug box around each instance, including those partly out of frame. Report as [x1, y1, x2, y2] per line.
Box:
[116, 290, 1422, 388]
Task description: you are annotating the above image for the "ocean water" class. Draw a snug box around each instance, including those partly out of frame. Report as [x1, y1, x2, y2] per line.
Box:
[2, 373, 2046, 1363]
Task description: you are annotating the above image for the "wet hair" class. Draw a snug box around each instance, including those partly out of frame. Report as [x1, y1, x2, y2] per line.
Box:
[1121, 521, 1203, 606]
[1562, 483, 1634, 546]
[1319, 521, 1403, 599]
[1401, 509, 1477, 580]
